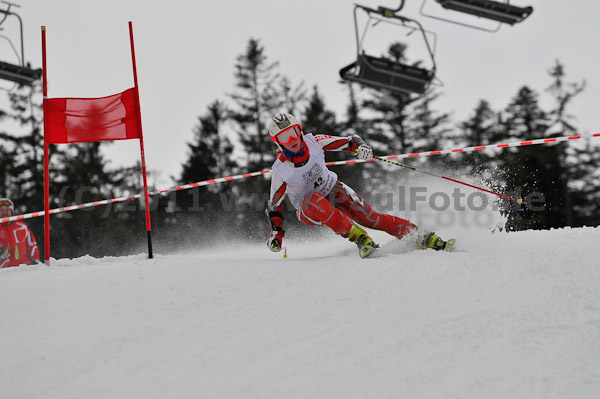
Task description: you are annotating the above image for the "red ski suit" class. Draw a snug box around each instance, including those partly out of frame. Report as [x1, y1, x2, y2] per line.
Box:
[0, 221, 40, 268]
[268, 134, 416, 239]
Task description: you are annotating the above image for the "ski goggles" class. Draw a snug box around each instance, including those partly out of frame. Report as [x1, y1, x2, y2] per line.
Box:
[0, 200, 13, 208]
[271, 124, 303, 146]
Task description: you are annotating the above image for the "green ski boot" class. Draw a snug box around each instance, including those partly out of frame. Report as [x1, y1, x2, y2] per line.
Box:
[346, 224, 379, 259]
[422, 232, 456, 253]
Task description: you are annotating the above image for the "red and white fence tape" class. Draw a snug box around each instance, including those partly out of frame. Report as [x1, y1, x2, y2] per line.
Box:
[327, 132, 600, 166]
[2, 132, 598, 223]
[0, 170, 273, 223]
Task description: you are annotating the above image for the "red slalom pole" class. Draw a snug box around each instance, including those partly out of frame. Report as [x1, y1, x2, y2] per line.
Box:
[129, 21, 153, 259]
[376, 157, 525, 204]
[41, 26, 51, 265]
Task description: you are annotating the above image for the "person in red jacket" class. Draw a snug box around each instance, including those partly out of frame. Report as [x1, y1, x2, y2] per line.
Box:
[0, 198, 40, 268]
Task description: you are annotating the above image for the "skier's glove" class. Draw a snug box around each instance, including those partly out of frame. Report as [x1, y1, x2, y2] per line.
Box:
[0, 245, 9, 261]
[266, 210, 284, 252]
[268, 230, 284, 252]
[355, 144, 373, 160]
[349, 135, 373, 160]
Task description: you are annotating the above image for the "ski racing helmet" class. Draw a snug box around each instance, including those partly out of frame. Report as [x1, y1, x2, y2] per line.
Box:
[268, 113, 303, 150]
[0, 198, 14, 216]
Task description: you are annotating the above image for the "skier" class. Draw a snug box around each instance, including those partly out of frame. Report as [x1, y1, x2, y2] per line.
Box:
[265, 112, 454, 258]
[0, 198, 40, 268]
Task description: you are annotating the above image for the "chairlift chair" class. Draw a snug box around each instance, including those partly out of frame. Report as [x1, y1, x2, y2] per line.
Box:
[420, 0, 533, 32]
[339, 2, 437, 95]
[0, 2, 41, 87]
[0, 59, 41, 85]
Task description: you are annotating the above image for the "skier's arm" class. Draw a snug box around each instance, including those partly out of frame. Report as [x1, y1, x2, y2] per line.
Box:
[314, 134, 373, 159]
[267, 173, 286, 252]
[24, 225, 40, 264]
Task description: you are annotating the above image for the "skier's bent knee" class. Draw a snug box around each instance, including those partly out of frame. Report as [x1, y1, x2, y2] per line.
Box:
[301, 192, 325, 210]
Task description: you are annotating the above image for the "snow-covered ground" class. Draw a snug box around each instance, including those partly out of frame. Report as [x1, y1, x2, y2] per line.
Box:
[1, 225, 599, 399]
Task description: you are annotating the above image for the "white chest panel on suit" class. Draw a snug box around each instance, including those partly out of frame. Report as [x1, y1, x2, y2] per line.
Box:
[271, 134, 338, 209]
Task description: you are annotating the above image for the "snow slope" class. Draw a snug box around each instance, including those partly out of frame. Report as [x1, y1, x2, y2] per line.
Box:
[1, 227, 599, 399]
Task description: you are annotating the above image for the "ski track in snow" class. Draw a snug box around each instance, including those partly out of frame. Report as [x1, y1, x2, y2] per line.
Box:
[1, 227, 600, 399]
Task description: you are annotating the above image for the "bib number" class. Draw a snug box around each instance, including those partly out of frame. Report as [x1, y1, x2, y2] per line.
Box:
[313, 177, 323, 189]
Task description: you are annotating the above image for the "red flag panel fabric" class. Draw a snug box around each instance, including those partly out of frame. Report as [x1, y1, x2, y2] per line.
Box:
[45, 88, 140, 144]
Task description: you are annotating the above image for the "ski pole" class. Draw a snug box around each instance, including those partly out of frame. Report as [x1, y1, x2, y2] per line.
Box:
[375, 157, 525, 204]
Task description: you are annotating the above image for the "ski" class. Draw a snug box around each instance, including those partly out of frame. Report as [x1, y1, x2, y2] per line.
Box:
[444, 238, 456, 253]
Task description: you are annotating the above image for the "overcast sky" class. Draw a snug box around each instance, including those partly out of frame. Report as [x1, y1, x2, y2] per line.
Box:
[1, 0, 598, 187]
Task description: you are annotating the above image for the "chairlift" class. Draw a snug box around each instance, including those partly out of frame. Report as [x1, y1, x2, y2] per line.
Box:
[339, 1, 437, 95]
[420, 0, 533, 32]
[0, 1, 42, 87]
[0, 59, 41, 85]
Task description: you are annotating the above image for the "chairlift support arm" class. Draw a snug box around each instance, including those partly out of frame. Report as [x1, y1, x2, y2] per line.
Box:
[0, 2, 25, 66]
[379, 0, 406, 14]
[0, 2, 41, 87]
[352, 3, 437, 74]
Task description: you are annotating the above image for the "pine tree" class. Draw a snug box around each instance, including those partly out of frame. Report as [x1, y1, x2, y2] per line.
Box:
[496, 86, 571, 230]
[341, 82, 363, 135]
[544, 60, 599, 227]
[568, 138, 600, 227]
[228, 38, 306, 240]
[340, 81, 375, 167]
[360, 42, 423, 155]
[51, 141, 137, 258]
[458, 100, 500, 174]
[0, 140, 10, 194]
[229, 38, 282, 171]
[409, 89, 453, 166]
[174, 100, 241, 248]
[546, 60, 585, 134]
[301, 86, 338, 135]
[279, 76, 307, 117]
[180, 100, 235, 185]
[1, 84, 46, 213]
[0, 84, 50, 258]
